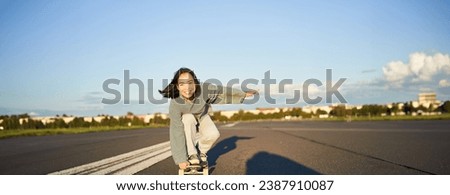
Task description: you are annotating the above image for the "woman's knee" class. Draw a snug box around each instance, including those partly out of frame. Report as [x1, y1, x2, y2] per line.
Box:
[213, 131, 220, 140]
[205, 129, 220, 141]
[181, 114, 197, 125]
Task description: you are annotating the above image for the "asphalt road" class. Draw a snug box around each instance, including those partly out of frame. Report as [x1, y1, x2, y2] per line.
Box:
[1, 120, 449, 175]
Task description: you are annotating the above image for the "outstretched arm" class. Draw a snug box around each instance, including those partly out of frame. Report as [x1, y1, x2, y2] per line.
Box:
[205, 83, 257, 104]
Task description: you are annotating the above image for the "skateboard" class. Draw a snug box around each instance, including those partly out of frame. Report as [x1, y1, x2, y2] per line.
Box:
[179, 161, 209, 175]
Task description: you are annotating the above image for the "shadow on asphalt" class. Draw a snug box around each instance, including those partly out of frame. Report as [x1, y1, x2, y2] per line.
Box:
[207, 136, 253, 168]
[207, 135, 321, 175]
[246, 152, 321, 175]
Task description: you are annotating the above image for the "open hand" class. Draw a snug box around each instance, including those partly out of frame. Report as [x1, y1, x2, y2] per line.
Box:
[245, 89, 258, 98]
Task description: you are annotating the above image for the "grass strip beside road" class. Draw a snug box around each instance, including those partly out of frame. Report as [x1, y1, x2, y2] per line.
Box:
[0, 125, 168, 139]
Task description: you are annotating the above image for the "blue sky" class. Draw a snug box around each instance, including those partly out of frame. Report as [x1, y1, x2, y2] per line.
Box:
[1, 0, 450, 116]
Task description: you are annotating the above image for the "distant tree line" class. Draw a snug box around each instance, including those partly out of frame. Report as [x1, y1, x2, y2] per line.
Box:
[329, 100, 450, 117]
[0, 112, 169, 130]
[1, 101, 449, 130]
[212, 107, 317, 122]
[211, 100, 450, 121]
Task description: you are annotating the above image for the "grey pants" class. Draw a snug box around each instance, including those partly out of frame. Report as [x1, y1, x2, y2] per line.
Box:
[182, 114, 220, 156]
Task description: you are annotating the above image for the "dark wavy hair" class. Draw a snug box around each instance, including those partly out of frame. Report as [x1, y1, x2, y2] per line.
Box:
[159, 67, 201, 99]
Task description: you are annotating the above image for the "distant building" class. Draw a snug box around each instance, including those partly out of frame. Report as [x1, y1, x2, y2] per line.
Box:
[217, 107, 281, 119]
[418, 92, 441, 109]
[256, 107, 280, 114]
[418, 92, 436, 103]
[61, 117, 75, 124]
[302, 105, 332, 114]
[83, 116, 106, 123]
[31, 117, 54, 125]
[135, 114, 153, 123]
[19, 118, 29, 125]
[220, 110, 239, 118]
[136, 113, 168, 123]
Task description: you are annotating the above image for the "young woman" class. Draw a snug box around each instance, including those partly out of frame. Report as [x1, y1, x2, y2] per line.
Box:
[159, 67, 256, 170]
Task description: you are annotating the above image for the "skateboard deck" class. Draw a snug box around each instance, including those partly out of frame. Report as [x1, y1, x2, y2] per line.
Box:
[179, 161, 209, 175]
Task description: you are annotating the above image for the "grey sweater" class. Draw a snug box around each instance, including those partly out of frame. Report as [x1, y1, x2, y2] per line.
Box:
[169, 82, 247, 164]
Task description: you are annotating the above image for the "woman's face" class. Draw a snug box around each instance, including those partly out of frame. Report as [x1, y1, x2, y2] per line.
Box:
[177, 72, 196, 100]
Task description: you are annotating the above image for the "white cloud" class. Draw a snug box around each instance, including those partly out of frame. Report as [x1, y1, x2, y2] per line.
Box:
[28, 112, 39, 116]
[382, 60, 411, 85]
[382, 52, 450, 87]
[439, 79, 450, 87]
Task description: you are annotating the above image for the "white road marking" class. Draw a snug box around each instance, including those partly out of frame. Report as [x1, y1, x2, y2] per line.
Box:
[48, 141, 171, 175]
[222, 122, 239, 127]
